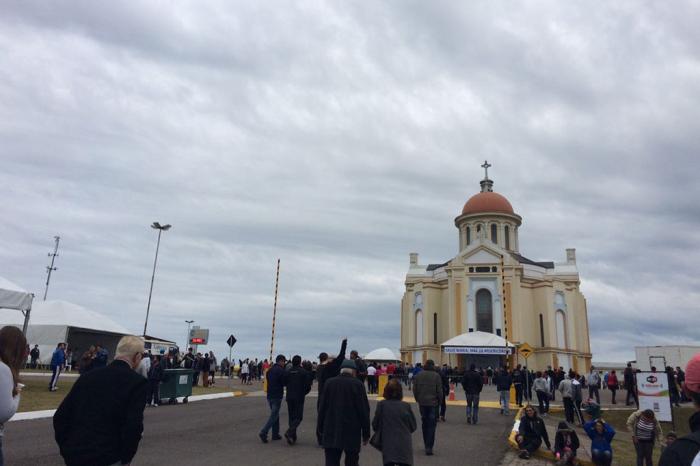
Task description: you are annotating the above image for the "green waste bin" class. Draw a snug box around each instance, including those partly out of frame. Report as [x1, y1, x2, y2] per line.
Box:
[159, 369, 194, 404]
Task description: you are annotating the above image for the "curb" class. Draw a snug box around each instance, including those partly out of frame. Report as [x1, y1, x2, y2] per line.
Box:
[10, 390, 246, 422]
[508, 407, 594, 466]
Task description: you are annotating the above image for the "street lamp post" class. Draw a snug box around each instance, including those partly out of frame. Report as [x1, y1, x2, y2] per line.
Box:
[143, 221, 171, 336]
[185, 320, 194, 350]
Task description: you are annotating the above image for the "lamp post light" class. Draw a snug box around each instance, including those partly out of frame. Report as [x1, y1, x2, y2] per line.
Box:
[185, 320, 195, 350]
[143, 221, 171, 336]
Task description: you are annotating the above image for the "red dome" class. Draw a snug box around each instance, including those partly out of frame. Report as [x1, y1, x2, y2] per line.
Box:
[462, 192, 514, 215]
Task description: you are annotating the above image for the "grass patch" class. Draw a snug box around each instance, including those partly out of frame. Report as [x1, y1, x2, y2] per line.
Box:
[17, 376, 236, 413]
[18, 377, 76, 412]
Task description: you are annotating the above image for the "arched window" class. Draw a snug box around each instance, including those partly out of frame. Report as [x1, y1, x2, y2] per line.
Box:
[415, 310, 424, 346]
[491, 224, 497, 243]
[476, 289, 493, 333]
[504, 225, 510, 250]
[433, 313, 438, 344]
[555, 310, 568, 349]
[466, 227, 471, 246]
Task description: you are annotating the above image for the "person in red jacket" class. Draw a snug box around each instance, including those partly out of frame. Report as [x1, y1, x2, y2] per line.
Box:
[607, 370, 619, 404]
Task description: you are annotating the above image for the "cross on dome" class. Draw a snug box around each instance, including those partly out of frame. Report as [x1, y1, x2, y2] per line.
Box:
[481, 160, 492, 180]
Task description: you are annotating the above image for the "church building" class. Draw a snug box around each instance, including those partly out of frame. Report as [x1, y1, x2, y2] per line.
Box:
[400, 163, 592, 373]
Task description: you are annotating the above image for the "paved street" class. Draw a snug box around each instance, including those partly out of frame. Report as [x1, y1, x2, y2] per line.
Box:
[6, 394, 514, 466]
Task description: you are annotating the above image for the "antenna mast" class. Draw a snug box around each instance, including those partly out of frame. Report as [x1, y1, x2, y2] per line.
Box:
[43, 236, 60, 301]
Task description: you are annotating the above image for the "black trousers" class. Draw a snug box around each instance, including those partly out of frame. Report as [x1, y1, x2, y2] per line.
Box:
[148, 380, 160, 405]
[324, 448, 359, 466]
[635, 441, 654, 466]
[536, 390, 549, 414]
[589, 386, 600, 404]
[514, 384, 524, 405]
[626, 388, 639, 407]
[563, 397, 575, 423]
[286, 399, 305, 437]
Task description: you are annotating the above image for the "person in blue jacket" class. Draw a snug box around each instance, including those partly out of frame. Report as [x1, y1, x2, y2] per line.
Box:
[49, 343, 66, 392]
[584, 418, 615, 466]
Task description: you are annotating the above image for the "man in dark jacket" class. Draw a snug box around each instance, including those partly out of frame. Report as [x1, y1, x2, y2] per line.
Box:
[147, 355, 164, 407]
[53, 336, 148, 466]
[412, 359, 443, 456]
[494, 367, 513, 415]
[349, 350, 367, 385]
[259, 354, 286, 443]
[283, 355, 313, 444]
[317, 359, 370, 466]
[461, 363, 484, 424]
[660, 353, 700, 466]
[512, 364, 524, 407]
[316, 338, 348, 445]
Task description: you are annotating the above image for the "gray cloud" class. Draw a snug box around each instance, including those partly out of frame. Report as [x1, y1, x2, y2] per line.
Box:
[1, 1, 699, 363]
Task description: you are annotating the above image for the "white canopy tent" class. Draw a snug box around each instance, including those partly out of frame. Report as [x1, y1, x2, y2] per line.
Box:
[440, 331, 515, 355]
[0, 277, 34, 335]
[364, 347, 401, 362]
[0, 299, 132, 365]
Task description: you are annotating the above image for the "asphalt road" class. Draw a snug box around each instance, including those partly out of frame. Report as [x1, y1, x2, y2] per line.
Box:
[5, 394, 514, 466]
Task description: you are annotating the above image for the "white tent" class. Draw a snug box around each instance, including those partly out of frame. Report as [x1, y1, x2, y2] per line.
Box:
[0, 300, 132, 365]
[0, 277, 34, 334]
[441, 331, 514, 355]
[365, 347, 401, 362]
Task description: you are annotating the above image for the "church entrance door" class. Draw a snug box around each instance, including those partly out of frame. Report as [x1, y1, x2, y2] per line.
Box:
[476, 289, 493, 333]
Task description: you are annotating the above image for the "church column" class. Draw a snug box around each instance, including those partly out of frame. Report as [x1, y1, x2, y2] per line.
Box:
[514, 226, 520, 252]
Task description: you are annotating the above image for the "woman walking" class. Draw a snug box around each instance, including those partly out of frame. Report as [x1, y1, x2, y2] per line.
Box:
[371, 379, 416, 466]
[515, 404, 551, 459]
[584, 418, 615, 466]
[0, 326, 28, 466]
[627, 409, 663, 466]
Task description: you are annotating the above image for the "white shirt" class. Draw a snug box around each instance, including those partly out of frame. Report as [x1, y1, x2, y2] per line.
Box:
[367, 366, 377, 376]
[0, 361, 20, 436]
[241, 363, 249, 374]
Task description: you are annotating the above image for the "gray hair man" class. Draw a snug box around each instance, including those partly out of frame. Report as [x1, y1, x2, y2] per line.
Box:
[54, 336, 148, 466]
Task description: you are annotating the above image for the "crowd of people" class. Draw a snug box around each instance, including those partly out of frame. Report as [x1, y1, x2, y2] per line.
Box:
[1, 327, 699, 466]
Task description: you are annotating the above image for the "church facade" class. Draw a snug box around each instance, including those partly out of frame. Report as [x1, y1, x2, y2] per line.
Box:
[400, 164, 592, 373]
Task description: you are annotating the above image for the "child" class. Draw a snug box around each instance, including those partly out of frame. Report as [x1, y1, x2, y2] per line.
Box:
[584, 418, 615, 466]
[554, 421, 580, 465]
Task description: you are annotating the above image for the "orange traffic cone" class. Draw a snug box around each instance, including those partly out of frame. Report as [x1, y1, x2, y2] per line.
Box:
[448, 383, 455, 401]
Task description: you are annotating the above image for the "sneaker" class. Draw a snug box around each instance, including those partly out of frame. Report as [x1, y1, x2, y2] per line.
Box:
[426, 449, 433, 456]
[272, 434, 282, 441]
[467, 417, 472, 424]
[518, 450, 529, 459]
[284, 432, 293, 445]
[259, 433, 268, 444]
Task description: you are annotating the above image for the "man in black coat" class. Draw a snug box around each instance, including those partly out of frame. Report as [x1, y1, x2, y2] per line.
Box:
[317, 359, 370, 466]
[461, 363, 484, 424]
[316, 338, 347, 445]
[259, 354, 286, 443]
[283, 355, 313, 444]
[53, 336, 148, 466]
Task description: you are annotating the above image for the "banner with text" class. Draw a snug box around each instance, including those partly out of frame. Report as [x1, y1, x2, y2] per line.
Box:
[637, 371, 672, 422]
[442, 346, 512, 355]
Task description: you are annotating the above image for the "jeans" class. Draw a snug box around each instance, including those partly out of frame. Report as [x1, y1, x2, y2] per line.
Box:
[589, 386, 600, 404]
[419, 405, 438, 450]
[286, 399, 304, 438]
[536, 390, 549, 414]
[499, 390, 510, 414]
[609, 387, 617, 403]
[260, 398, 282, 437]
[439, 389, 447, 418]
[626, 388, 639, 407]
[635, 441, 653, 466]
[466, 394, 480, 422]
[148, 380, 161, 405]
[591, 449, 612, 466]
[324, 448, 359, 466]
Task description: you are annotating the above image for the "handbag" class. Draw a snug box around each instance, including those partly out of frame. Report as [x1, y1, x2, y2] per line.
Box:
[370, 403, 382, 451]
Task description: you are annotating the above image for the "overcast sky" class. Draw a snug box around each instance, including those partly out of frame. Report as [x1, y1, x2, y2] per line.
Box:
[1, 1, 698, 363]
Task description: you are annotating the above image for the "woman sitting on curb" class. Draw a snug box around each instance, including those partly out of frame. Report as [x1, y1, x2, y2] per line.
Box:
[584, 418, 615, 466]
[554, 421, 580, 465]
[515, 404, 551, 459]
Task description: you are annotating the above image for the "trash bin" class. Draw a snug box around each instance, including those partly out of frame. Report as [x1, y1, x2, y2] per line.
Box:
[160, 369, 195, 404]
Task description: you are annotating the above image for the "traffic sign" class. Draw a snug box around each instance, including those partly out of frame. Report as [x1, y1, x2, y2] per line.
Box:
[518, 342, 534, 359]
[227, 335, 237, 347]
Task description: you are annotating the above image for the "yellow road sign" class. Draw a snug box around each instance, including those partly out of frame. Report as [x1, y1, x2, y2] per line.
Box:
[518, 342, 534, 359]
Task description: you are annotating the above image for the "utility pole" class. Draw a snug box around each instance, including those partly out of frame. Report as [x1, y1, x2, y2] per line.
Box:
[43, 236, 60, 301]
[143, 222, 171, 336]
[268, 259, 281, 363]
